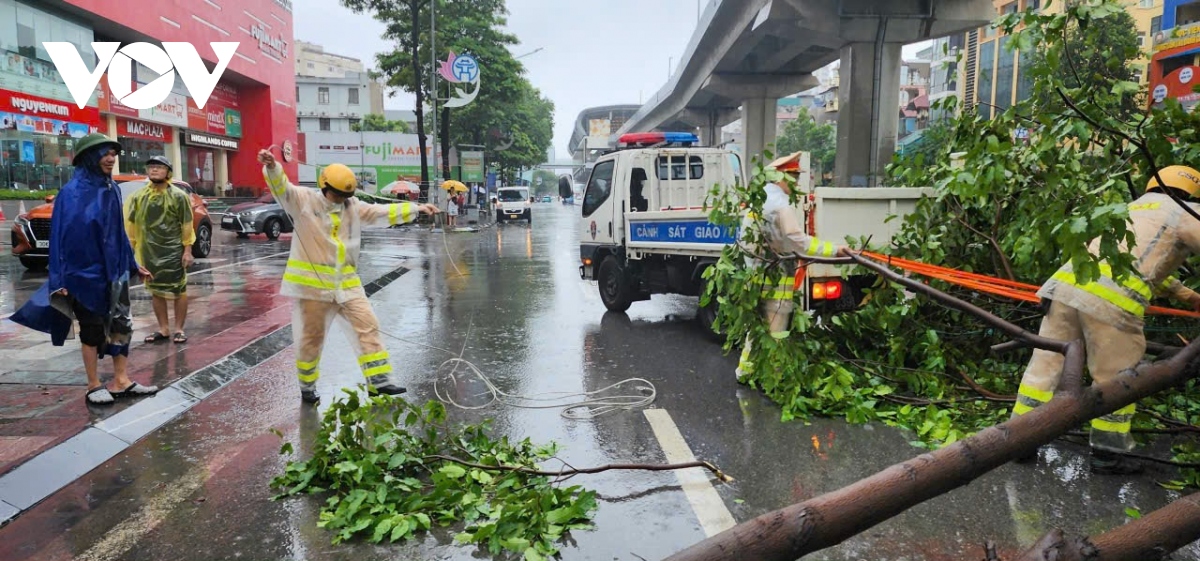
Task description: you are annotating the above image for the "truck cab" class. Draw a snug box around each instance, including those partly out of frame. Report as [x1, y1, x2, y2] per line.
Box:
[579, 132, 742, 319]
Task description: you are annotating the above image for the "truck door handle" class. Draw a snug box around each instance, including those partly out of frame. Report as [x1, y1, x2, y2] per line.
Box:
[608, 222, 613, 238]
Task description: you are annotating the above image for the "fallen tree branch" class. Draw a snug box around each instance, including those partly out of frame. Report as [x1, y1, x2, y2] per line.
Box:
[424, 455, 734, 483]
[1017, 492, 1200, 561]
[661, 255, 1200, 561]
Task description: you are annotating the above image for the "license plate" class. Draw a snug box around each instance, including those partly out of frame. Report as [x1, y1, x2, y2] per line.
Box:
[35, 240, 48, 248]
[222, 217, 234, 224]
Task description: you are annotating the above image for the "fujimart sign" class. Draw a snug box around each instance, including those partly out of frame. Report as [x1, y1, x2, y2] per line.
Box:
[43, 42, 239, 110]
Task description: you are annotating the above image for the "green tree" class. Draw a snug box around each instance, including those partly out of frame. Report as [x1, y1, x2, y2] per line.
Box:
[530, 169, 558, 196]
[775, 115, 835, 185]
[351, 113, 411, 133]
[341, 0, 433, 191]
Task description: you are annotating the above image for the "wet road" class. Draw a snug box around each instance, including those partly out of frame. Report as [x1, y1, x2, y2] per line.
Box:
[0, 203, 1197, 560]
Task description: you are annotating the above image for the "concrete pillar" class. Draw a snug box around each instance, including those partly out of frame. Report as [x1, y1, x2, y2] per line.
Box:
[166, 128, 183, 180]
[835, 41, 902, 187]
[106, 115, 120, 174]
[215, 150, 229, 195]
[740, 97, 777, 169]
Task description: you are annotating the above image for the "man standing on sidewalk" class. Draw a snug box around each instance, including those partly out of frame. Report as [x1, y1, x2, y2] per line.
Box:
[259, 148, 440, 404]
[125, 156, 194, 345]
[10, 133, 157, 405]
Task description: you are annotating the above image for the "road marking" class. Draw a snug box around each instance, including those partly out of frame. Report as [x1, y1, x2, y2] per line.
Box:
[643, 408, 736, 536]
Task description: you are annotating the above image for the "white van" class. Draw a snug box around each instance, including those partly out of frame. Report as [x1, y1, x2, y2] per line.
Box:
[496, 186, 532, 223]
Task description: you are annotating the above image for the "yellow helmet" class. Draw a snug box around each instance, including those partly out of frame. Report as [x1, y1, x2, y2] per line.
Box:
[319, 164, 357, 195]
[1147, 165, 1200, 197]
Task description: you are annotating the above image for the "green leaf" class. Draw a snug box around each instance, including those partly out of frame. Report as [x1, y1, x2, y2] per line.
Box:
[1124, 507, 1142, 519]
[439, 464, 468, 479]
[524, 548, 546, 561]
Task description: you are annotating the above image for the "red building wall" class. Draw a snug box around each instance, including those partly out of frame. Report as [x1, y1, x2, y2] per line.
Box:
[61, 0, 298, 186]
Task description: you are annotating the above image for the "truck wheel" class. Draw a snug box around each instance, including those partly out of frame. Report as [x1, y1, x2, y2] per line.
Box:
[18, 256, 46, 271]
[598, 256, 634, 312]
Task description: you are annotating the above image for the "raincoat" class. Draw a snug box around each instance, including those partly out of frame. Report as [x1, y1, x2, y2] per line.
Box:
[1014, 191, 1200, 451]
[124, 182, 195, 297]
[735, 182, 838, 379]
[263, 164, 421, 389]
[10, 149, 140, 354]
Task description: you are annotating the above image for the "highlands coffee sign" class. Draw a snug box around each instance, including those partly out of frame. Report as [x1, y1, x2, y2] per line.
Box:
[184, 131, 239, 150]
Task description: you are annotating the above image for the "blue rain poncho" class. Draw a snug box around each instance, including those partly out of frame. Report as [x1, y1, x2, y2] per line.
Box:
[10, 149, 140, 354]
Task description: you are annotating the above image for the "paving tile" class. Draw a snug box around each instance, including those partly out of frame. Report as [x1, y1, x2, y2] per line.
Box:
[0, 427, 127, 509]
[0, 371, 85, 386]
[91, 387, 198, 444]
[0, 499, 17, 526]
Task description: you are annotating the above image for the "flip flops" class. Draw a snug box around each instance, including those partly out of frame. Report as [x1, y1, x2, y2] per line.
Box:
[145, 332, 170, 344]
[112, 382, 160, 399]
[85, 386, 114, 405]
[172, 332, 188, 343]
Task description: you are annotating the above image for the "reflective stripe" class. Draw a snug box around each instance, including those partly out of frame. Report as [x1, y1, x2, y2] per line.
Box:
[1091, 417, 1132, 434]
[1097, 263, 1152, 300]
[296, 359, 320, 383]
[286, 259, 355, 276]
[297, 370, 320, 383]
[1128, 202, 1161, 211]
[1090, 403, 1136, 435]
[806, 238, 835, 258]
[1161, 276, 1179, 292]
[358, 351, 389, 365]
[760, 281, 794, 300]
[330, 212, 346, 265]
[1017, 384, 1053, 403]
[1012, 402, 1035, 415]
[296, 358, 318, 370]
[362, 363, 393, 377]
[1051, 269, 1148, 317]
[265, 171, 287, 196]
[388, 204, 399, 225]
[283, 272, 363, 290]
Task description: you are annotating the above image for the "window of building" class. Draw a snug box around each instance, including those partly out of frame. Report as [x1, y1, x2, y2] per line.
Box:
[1017, 49, 1035, 102]
[295, 86, 300, 102]
[1002, 2, 1017, 14]
[348, 87, 360, 105]
[977, 40, 996, 118]
[1151, 15, 1162, 35]
[307, 61, 314, 69]
[995, 36, 1015, 110]
[1139, 32, 1146, 47]
[318, 87, 330, 105]
[1139, 0, 1154, 8]
[319, 118, 331, 131]
[1025, 0, 1040, 10]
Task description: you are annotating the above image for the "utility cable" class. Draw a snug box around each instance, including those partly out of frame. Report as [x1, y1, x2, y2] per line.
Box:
[280, 180, 657, 418]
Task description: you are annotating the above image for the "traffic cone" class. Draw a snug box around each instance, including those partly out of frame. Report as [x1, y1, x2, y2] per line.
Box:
[0, 203, 5, 222]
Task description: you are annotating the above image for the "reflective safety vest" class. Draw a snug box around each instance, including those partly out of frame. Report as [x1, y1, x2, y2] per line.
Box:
[1038, 192, 1200, 332]
[263, 166, 420, 303]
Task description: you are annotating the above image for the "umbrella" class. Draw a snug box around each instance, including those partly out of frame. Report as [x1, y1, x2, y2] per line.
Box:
[384, 180, 421, 196]
[441, 180, 468, 193]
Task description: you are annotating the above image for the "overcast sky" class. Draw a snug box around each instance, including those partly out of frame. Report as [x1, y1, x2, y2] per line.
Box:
[294, 0, 930, 160]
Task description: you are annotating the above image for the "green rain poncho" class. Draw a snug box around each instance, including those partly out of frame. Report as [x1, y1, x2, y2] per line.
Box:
[124, 182, 195, 298]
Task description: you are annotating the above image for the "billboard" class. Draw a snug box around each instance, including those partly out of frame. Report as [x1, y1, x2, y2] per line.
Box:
[304, 131, 435, 193]
[461, 150, 484, 182]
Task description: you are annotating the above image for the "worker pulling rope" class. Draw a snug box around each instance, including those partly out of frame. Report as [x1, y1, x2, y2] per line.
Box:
[857, 250, 1200, 318]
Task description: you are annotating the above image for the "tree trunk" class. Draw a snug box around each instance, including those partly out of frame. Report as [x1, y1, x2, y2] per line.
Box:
[410, 0, 429, 199]
[1016, 492, 1200, 561]
[441, 105, 451, 181]
[661, 254, 1200, 561]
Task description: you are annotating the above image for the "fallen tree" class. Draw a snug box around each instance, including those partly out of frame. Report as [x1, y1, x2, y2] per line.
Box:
[669, 253, 1200, 561]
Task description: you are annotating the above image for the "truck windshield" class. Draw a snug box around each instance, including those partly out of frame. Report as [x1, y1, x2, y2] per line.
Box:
[498, 190, 527, 201]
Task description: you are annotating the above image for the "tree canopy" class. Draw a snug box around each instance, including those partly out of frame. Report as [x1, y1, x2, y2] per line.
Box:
[351, 113, 411, 133]
[774, 115, 835, 185]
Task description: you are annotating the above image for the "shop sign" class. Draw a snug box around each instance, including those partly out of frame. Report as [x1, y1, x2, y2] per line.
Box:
[184, 131, 240, 150]
[224, 108, 243, 138]
[0, 88, 100, 126]
[461, 151, 484, 182]
[1153, 23, 1200, 53]
[138, 91, 188, 128]
[118, 117, 173, 142]
[98, 76, 140, 118]
[251, 24, 290, 59]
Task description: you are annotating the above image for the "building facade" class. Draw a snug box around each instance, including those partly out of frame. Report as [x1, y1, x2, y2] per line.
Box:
[0, 0, 297, 195]
[296, 72, 384, 133]
[965, 0, 1162, 119]
[1148, 0, 1200, 112]
[295, 40, 364, 78]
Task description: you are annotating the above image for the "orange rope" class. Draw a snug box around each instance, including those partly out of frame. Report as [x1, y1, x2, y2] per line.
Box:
[859, 251, 1200, 318]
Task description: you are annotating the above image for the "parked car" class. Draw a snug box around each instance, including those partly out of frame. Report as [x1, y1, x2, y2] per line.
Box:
[10, 175, 213, 271]
[541, 195, 553, 203]
[220, 192, 294, 240]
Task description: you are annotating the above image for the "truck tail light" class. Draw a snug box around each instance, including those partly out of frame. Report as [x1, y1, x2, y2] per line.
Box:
[582, 258, 593, 266]
[810, 280, 843, 301]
